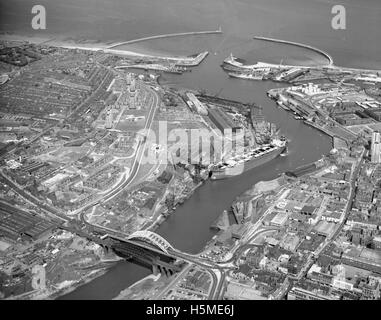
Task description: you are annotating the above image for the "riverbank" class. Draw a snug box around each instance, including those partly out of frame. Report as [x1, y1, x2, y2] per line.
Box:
[48, 267, 111, 300]
[147, 179, 205, 232]
[8, 265, 112, 300]
[113, 274, 164, 300]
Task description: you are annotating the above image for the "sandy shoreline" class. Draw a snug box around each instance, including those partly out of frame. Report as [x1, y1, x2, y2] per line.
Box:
[0, 33, 155, 58]
[0, 32, 201, 61]
[0, 33, 106, 48]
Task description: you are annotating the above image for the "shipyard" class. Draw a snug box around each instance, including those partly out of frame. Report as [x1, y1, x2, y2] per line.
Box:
[174, 91, 288, 179]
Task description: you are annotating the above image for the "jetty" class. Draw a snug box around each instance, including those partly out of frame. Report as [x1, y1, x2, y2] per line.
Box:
[253, 36, 334, 67]
[107, 28, 222, 49]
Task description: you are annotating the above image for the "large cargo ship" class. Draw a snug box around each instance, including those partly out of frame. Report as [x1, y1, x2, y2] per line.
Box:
[210, 138, 287, 180]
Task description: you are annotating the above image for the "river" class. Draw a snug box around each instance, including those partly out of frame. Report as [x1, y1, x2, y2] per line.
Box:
[1, 0, 378, 300]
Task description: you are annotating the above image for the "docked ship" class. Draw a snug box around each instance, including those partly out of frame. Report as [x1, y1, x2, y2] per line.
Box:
[210, 138, 288, 180]
[276, 101, 290, 111]
[228, 71, 263, 81]
[221, 53, 247, 69]
[221, 53, 274, 71]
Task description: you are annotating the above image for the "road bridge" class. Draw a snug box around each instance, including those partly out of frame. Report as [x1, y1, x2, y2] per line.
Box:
[63, 226, 183, 276]
[127, 230, 175, 254]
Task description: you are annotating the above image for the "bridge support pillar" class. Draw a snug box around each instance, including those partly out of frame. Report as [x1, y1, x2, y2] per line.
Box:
[152, 264, 159, 276]
[101, 245, 109, 255]
[158, 266, 171, 278]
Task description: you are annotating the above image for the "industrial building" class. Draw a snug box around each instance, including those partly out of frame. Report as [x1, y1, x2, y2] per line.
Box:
[208, 107, 241, 133]
[186, 92, 208, 115]
[342, 247, 381, 274]
[365, 108, 381, 122]
[287, 287, 339, 300]
[0, 203, 56, 242]
[334, 111, 372, 126]
[313, 220, 337, 237]
[270, 212, 288, 227]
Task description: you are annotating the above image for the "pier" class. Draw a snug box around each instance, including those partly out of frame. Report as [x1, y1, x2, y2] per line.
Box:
[107, 28, 222, 49]
[253, 36, 334, 67]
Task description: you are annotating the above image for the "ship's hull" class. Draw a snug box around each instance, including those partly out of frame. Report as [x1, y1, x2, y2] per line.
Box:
[228, 72, 263, 80]
[211, 144, 286, 180]
[222, 58, 254, 69]
[277, 101, 290, 111]
[222, 56, 274, 71]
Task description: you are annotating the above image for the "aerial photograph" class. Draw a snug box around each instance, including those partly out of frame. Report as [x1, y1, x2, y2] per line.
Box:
[0, 0, 381, 306]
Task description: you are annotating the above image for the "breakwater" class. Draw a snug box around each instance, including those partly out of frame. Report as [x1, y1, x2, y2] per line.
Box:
[107, 29, 222, 49]
[253, 36, 334, 66]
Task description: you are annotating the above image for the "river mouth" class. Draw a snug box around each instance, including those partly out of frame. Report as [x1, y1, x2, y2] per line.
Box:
[114, 33, 330, 67]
